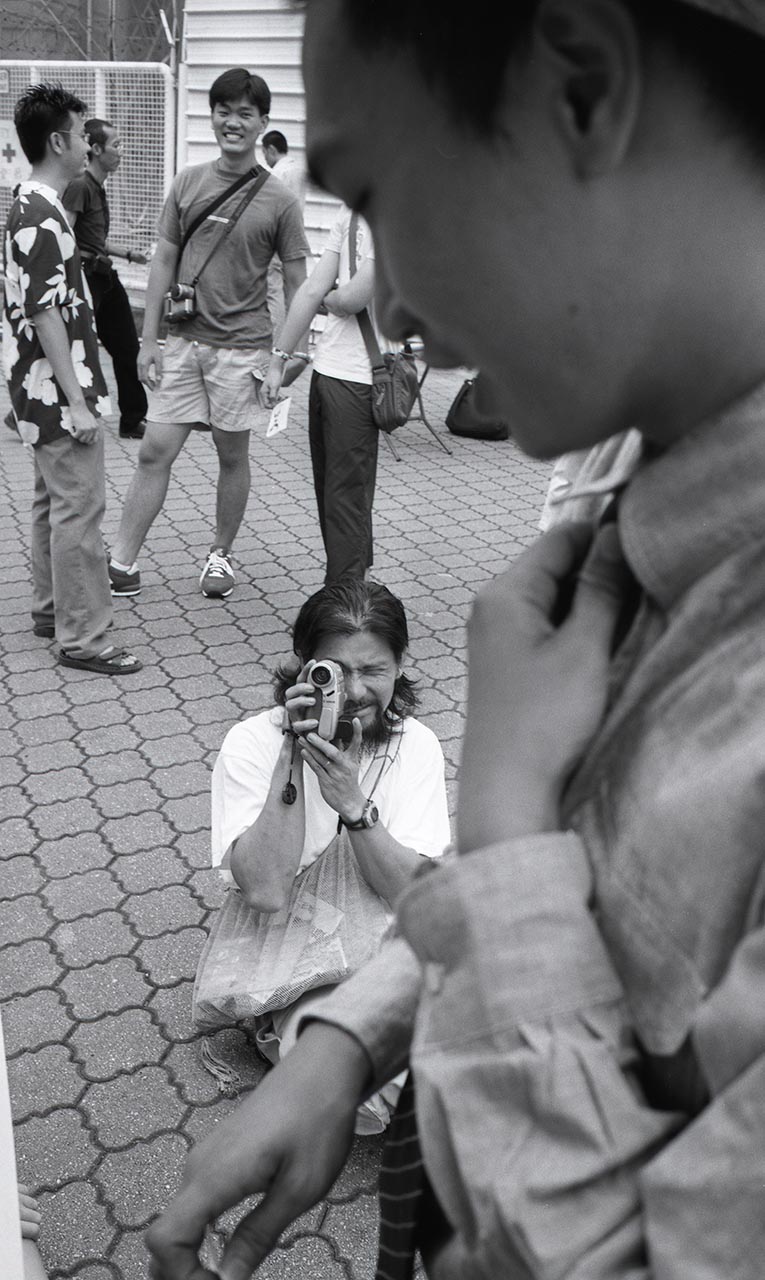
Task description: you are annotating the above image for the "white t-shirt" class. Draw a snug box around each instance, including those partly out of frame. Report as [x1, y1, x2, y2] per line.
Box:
[312, 208, 381, 387]
[212, 708, 450, 882]
[270, 155, 307, 208]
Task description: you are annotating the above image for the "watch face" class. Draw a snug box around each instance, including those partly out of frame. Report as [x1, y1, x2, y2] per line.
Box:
[363, 802, 379, 828]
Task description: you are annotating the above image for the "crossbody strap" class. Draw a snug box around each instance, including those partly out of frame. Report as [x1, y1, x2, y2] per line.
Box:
[349, 212, 383, 366]
[179, 165, 264, 256]
[188, 168, 270, 287]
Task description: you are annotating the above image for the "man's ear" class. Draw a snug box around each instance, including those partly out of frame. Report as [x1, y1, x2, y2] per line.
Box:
[258, 114, 270, 137]
[535, 0, 643, 176]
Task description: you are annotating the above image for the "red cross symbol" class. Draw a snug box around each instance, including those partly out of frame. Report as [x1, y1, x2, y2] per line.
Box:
[2, 142, 16, 164]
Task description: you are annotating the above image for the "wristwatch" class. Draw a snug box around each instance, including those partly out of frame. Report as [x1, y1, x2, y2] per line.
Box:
[341, 798, 379, 831]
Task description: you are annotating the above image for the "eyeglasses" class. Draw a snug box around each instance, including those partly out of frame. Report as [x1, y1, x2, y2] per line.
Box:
[54, 128, 87, 141]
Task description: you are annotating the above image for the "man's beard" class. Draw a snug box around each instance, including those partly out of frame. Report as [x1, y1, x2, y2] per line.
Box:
[344, 702, 394, 753]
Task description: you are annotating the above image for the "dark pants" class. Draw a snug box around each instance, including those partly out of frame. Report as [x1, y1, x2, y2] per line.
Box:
[308, 371, 378, 582]
[86, 266, 148, 431]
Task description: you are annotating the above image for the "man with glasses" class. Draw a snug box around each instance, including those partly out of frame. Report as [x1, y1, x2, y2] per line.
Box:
[64, 118, 149, 440]
[2, 83, 142, 676]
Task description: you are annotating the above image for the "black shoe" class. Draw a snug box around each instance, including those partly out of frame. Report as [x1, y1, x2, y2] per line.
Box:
[119, 421, 146, 440]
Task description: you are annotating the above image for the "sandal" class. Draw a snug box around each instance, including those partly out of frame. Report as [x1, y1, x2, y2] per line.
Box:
[58, 647, 143, 675]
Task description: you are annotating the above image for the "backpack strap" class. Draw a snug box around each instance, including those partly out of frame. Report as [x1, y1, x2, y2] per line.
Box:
[179, 165, 265, 256]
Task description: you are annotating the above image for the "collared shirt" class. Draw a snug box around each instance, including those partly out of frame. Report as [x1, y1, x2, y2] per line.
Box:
[311, 381, 765, 1278]
[2, 180, 110, 447]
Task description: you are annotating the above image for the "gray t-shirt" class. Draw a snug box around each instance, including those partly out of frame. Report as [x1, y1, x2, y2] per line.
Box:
[159, 160, 309, 348]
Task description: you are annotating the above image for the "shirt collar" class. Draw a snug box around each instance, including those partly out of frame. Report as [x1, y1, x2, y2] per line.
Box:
[619, 379, 765, 609]
[17, 179, 68, 216]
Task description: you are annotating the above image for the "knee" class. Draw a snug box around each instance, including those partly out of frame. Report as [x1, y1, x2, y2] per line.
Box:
[136, 436, 174, 471]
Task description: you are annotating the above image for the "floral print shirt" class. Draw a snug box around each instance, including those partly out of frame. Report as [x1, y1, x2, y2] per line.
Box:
[2, 180, 110, 447]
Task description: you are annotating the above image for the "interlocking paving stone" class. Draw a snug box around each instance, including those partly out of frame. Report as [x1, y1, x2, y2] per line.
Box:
[0, 939, 62, 997]
[113, 848, 187, 894]
[324, 1195, 380, 1275]
[146, 982, 198, 1046]
[32, 797, 103, 841]
[82, 1065, 187, 1150]
[43, 870, 125, 922]
[133, 927, 207, 986]
[161, 793, 210, 834]
[36, 1182, 116, 1274]
[71, 1009, 168, 1082]
[83, 750, 152, 786]
[100, 811, 178, 855]
[7, 1044, 85, 1119]
[0, 894, 53, 945]
[52, 912, 136, 968]
[139, 734, 202, 768]
[0, 854, 44, 898]
[96, 1132, 189, 1228]
[150, 761, 212, 799]
[108, 1227, 154, 1280]
[35, 832, 114, 880]
[64, 957, 153, 1021]
[122, 884, 204, 938]
[15, 1108, 97, 1187]
[250, 1233, 351, 1278]
[23, 767, 93, 807]
[2, 988, 73, 1057]
[0, 815, 38, 857]
[93, 780, 162, 820]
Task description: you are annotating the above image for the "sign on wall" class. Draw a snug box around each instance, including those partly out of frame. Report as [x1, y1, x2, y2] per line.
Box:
[0, 120, 28, 191]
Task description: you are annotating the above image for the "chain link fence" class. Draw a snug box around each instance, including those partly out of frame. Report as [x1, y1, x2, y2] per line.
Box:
[0, 61, 174, 262]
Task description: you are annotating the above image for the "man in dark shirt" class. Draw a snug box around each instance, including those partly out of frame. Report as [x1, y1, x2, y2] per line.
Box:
[63, 118, 148, 440]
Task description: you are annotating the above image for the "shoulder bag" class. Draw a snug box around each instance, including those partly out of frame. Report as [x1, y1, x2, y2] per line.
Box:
[349, 212, 419, 432]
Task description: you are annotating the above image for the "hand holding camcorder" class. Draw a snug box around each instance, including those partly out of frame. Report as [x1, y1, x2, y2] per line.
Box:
[306, 660, 354, 748]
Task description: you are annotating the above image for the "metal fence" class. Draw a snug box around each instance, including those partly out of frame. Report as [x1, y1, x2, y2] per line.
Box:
[0, 60, 174, 258]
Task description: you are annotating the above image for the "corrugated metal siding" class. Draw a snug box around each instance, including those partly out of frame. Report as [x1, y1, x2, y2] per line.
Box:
[179, 0, 340, 259]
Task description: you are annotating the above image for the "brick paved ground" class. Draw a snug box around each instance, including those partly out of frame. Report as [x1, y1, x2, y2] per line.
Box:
[0, 357, 551, 1279]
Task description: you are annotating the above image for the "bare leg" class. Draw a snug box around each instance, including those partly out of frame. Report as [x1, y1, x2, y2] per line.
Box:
[112, 420, 194, 565]
[210, 426, 251, 551]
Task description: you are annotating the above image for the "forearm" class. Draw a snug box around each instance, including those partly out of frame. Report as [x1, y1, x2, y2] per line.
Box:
[229, 736, 306, 912]
[345, 825, 423, 908]
[299, 935, 421, 1089]
[141, 243, 177, 342]
[282, 259, 309, 354]
[329, 260, 374, 314]
[33, 308, 88, 406]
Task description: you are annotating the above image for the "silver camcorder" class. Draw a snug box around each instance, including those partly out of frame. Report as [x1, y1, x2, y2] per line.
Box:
[307, 660, 353, 747]
[163, 282, 197, 323]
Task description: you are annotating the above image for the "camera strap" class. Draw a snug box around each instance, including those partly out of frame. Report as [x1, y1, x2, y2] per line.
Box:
[179, 165, 264, 255]
[185, 167, 270, 288]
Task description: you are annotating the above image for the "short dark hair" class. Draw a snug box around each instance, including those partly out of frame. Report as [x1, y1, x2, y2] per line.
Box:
[209, 68, 270, 116]
[13, 82, 87, 163]
[273, 579, 419, 722]
[321, 0, 765, 150]
[84, 118, 113, 151]
[262, 129, 288, 154]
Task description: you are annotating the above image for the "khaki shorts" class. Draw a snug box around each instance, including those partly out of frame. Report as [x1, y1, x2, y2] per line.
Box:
[147, 334, 271, 433]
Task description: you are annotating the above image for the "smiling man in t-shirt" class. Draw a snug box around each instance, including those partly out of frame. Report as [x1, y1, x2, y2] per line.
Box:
[108, 67, 310, 601]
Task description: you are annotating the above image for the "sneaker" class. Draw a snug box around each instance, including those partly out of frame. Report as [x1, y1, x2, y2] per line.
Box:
[108, 559, 141, 597]
[200, 549, 235, 598]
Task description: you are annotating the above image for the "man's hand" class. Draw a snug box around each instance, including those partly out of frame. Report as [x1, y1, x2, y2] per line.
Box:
[138, 338, 163, 390]
[68, 401, 100, 444]
[261, 361, 285, 410]
[300, 719, 365, 818]
[146, 1024, 368, 1280]
[128, 248, 148, 265]
[457, 522, 631, 853]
